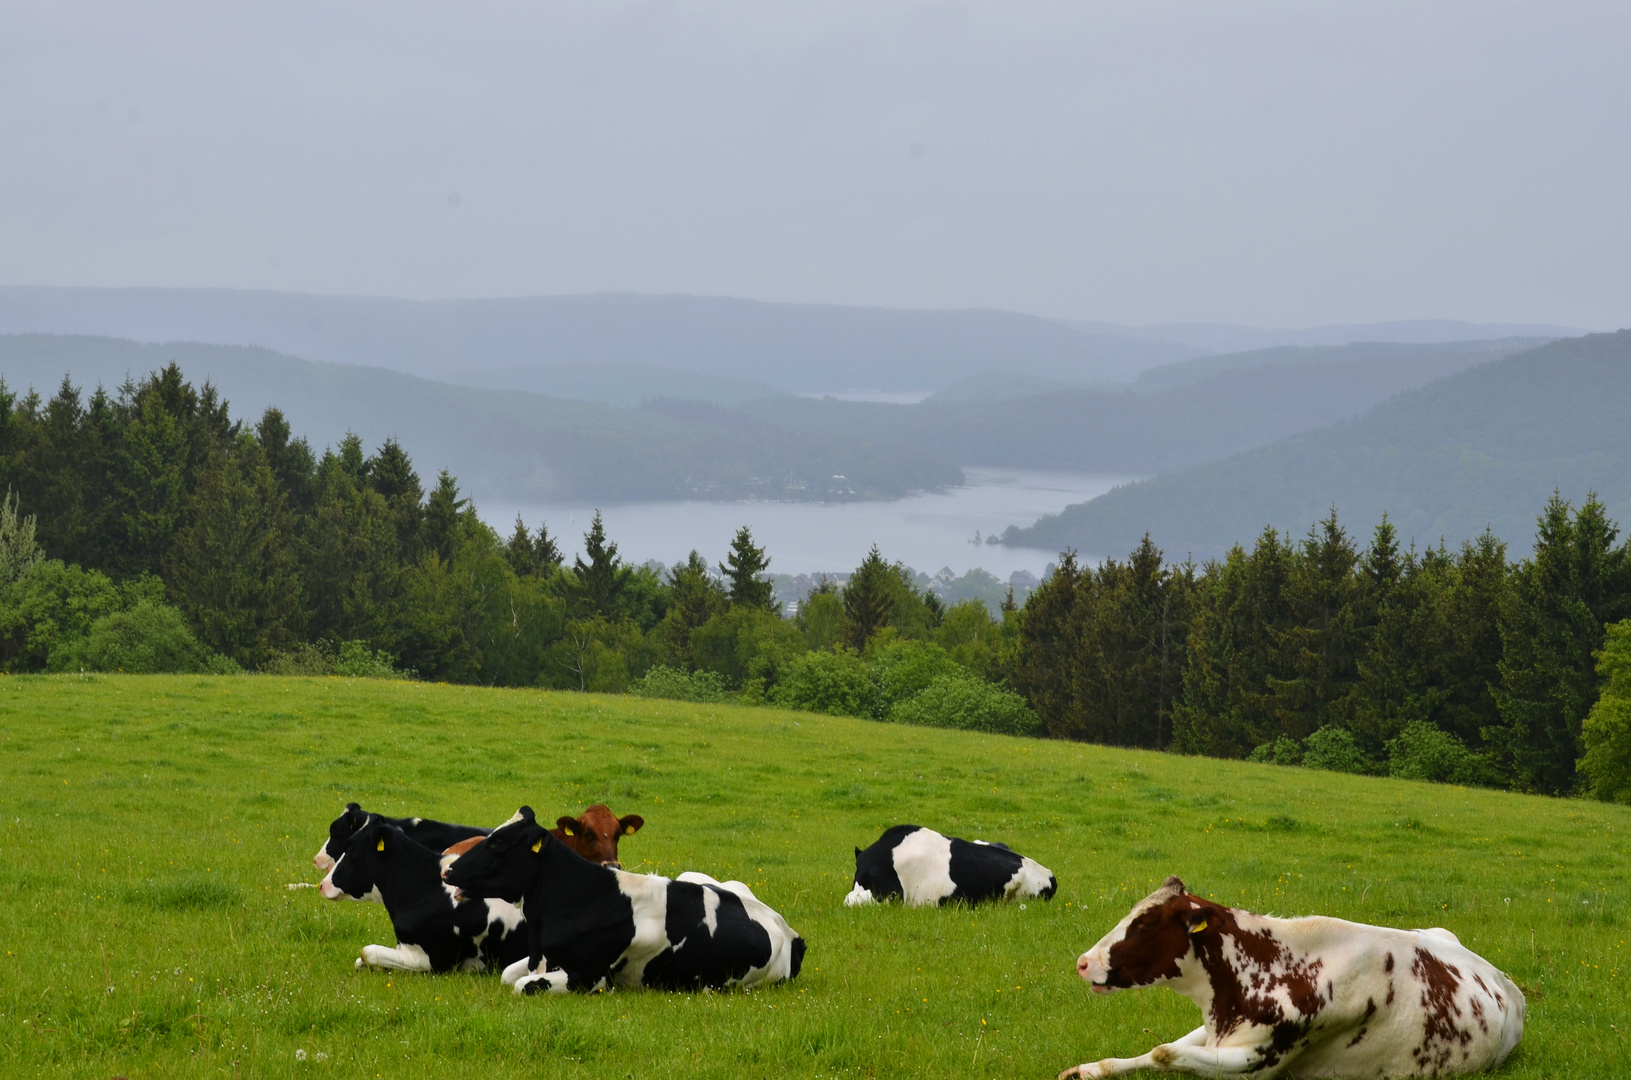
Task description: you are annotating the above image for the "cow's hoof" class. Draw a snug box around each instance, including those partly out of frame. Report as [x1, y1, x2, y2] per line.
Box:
[518, 978, 547, 996]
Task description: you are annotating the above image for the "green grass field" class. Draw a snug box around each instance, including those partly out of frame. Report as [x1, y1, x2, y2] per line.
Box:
[0, 675, 1626, 1079]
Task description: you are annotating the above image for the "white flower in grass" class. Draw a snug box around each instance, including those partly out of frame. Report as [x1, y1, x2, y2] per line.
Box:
[295, 1048, 307, 1061]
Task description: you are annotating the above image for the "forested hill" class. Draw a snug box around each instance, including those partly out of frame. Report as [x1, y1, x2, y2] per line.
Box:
[0, 286, 1197, 391]
[0, 335, 959, 502]
[759, 337, 1542, 475]
[1007, 331, 1631, 559]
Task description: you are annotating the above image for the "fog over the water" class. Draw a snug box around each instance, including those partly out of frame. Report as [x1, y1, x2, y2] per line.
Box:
[2, 1, 1627, 330]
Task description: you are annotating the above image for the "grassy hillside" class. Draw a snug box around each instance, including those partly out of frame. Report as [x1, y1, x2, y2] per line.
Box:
[0, 335, 960, 502]
[1, 675, 1625, 1079]
[1011, 331, 1631, 559]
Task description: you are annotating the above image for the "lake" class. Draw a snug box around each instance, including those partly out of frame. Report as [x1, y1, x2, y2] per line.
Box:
[479, 467, 1132, 580]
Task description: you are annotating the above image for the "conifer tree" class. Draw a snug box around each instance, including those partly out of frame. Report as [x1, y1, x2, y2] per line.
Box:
[167, 437, 302, 666]
[364, 438, 424, 560]
[1493, 494, 1631, 794]
[842, 545, 893, 650]
[720, 525, 774, 609]
[572, 510, 630, 618]
[422, 470, 467, 564]
[659, 550, 728, 667]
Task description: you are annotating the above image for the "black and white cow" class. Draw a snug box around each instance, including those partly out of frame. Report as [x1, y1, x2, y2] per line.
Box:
[443, 806, 806, 995]
[320, 820, 529, 974]
[313, 801, 487, 873]
[845, 824, 1057, 907]
[1060, 876, 1524, 1078]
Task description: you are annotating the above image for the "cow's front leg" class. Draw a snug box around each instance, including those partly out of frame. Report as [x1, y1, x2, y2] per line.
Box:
[357, 944, 434, 972]
[1061, 1027, 1244, 1078]
[513, 968, 570, 995]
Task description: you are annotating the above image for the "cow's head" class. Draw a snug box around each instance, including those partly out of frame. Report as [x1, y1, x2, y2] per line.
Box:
[440, 834, 486, 875]
[444, 806, 551, 904]
[1019, 857, 1059, 901]
[314, 802, 370, 871]
[320, 819, 397, 903]
[555, 804, 643, 868]
[1076, 876, 1219, 993]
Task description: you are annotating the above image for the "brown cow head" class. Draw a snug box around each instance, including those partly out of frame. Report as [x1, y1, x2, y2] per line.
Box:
[553, 804, 643, 868]
[1076, 875, 1221, 993]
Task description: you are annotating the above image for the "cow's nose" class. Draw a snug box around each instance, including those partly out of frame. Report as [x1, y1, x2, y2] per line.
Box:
[1077, 954, 1092, 979]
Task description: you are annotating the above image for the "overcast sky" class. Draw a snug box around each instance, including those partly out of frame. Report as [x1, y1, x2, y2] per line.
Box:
[1, 1, 1626, 328]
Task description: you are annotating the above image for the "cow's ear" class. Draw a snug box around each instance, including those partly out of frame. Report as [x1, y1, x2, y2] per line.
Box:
[1184, 908, 1211, 935]
[855, 847, 863, 858]
[556, 816, 578, 837]
[618, 814, 644, 836]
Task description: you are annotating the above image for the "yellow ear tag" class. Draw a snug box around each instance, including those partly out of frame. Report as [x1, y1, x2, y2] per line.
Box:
[1190, 919, 1208, 935]
[624, 825, 635, 835]
[531, 839, 543, 853]
[563, 827, 574, 837]
[376, 838, 385, 852]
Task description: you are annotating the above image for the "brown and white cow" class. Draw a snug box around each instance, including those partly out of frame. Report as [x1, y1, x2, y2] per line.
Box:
[1061, 876, 1523, 1079]
[440, 804, 643, 869]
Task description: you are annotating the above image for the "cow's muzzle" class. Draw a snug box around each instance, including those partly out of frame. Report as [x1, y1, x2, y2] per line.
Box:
[1078, 952, 1114, 993]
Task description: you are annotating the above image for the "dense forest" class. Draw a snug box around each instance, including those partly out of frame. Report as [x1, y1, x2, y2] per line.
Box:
[3, 363, 1629, 803]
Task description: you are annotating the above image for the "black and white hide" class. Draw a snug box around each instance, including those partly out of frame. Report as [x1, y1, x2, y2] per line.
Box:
[845, 824, 1057, 907]
[313, 801, 488, 872]
[443, 806, 806, 995]
[320, 821, 528, 974]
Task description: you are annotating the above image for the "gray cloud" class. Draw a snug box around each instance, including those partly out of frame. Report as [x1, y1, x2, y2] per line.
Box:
[0, 1, 1625, 327]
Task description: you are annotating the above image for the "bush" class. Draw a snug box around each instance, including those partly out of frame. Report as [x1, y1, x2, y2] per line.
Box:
[63, 601, 234, 674]
[627, 665, 732, 704]
[1581, 620, 1631, 802]
[260, 639, 408, 679]
[1301, 725, 1371, 774]
[772, 647, 878, 719]
[868, 639, 962, 714]
[1247, 736, 1303, 766]
[1387, 721, 1497, 786]
[887, 674, 1041, 736]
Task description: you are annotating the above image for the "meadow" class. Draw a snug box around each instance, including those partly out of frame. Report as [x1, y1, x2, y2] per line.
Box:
[0, 675, 1626, 1079]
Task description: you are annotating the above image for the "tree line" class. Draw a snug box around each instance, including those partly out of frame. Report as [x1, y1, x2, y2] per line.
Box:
[1013, 502, 1631, 800]
[0, 366, 1028, 733]
[3, 364, 1629, 801]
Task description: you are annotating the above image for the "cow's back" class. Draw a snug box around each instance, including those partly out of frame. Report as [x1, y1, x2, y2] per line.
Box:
[1286, 923, 1524, 1078]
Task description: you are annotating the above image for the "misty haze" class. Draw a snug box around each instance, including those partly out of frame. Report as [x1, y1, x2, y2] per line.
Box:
[3, 4, 1628, 1078]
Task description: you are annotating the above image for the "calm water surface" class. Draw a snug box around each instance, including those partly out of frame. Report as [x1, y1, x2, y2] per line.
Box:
[479, 467, 1132, 578]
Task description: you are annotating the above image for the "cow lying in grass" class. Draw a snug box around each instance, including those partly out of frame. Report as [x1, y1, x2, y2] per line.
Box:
[440, 803, 644, 871]
[845, 824, 1057, 907]
[1060, 876, 1524, 1079]
[320, 820, 530, 974]
[314, 802, 486, 873]
[443, 806, 805, 995]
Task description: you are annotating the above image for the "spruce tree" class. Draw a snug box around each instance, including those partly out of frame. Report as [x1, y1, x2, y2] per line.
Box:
[1493, 494, 1631, 794]
[167, 437, 302, 667]
[659, 550, 728, 667]
[842, 545, 893, 650]
[422, 470, 467, 564]
[572, 510, 630, 618]
[364, 438, 424, 559]
[720, 525, 774, 609]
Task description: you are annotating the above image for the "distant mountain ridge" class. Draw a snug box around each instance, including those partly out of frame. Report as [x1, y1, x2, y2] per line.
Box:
[1006, 331, 1631, 560]
[0, 334, 961, 503]
[1058, 318, 1584, 354]
[0, 286, 1199, 394]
